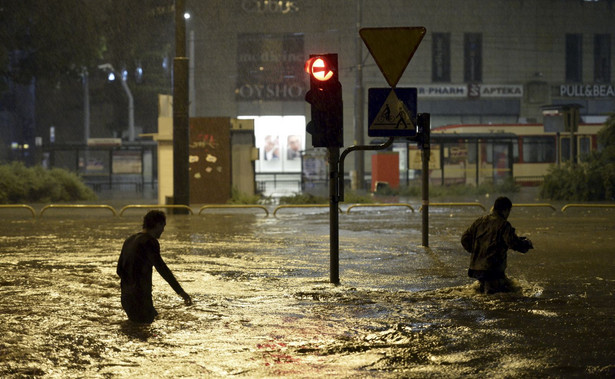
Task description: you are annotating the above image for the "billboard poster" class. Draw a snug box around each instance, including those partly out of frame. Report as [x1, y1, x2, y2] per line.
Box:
[243, 116, 305, 173]
[112, 151, 142, 174]
[236, 33, 305, 102]
[189, 118, 231, 204]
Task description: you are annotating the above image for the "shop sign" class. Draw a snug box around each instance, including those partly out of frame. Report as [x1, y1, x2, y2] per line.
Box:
[471, 84, 523, 98]
[241, 0, 299, 14]
[409, 147, 440, 170]
[236, 33, 305, 101]
[559, 84, 615, 98]
[417, 85, 466, 97]
[415, 84, 522, 98]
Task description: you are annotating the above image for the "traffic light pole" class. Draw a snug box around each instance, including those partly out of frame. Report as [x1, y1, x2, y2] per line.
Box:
[329, 137, 393, 285]
[305, 54, 431, 283]
[328, 146, 340, 285]
[418, 113, 430, 247]
[338, 137, 394, 202]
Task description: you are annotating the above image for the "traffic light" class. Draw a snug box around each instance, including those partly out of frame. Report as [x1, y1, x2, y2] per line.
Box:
[417, 113, 430, 150]
[304, 54, 343, 148]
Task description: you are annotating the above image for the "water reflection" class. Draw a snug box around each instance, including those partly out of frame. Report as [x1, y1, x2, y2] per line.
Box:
[120, 321, 155, 342]
[0, 207, 614, 377]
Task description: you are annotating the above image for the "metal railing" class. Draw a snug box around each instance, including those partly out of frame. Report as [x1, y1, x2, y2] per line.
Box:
[273, 204, 340, 217]
[346, 203, 415, 213]
[419, 202, 487, 212]
[0, 204, 37, 218]
[561, 204, 615, 212]
[119, 204, 194, 216]
[3, 202, 614, 218]
[199, 204, 269, 217]
[39, 204, 118, 217]
[514, 203, 557, 211]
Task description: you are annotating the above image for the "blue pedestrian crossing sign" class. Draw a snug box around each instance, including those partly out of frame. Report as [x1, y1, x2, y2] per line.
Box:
[368, 88, 417, 137]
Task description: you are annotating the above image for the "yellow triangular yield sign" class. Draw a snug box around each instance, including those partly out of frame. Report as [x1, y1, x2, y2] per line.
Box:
[360, 27, 426, 87]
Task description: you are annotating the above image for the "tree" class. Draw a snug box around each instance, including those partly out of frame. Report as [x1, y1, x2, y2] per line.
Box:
[0, 0, 104, 85]
[98, 0, 175, 134]
[1, 0, 176, 146]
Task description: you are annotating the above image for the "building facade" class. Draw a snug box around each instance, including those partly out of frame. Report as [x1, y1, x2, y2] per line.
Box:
[187, 0, 614, 177]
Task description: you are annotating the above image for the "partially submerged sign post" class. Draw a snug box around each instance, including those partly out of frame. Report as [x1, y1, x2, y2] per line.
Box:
[326, 27, 430, 284]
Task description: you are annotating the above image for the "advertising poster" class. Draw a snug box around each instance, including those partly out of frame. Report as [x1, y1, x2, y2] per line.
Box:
[243, 116, 305, 173]
[189, 118, 231, 204]
[112, 151, 142, 174]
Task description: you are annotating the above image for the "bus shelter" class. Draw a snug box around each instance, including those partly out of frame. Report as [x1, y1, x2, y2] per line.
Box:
[413, 133, 519, 187]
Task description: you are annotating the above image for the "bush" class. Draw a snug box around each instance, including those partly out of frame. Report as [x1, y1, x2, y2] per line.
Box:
[279, 193, 327, 204]
[540, 113, 615, 201]
[342, 190, 374, 204]
[278, 190, 375, 204]
[49, 167, 97, 202]
[228, 186, 270, 204]
[396, 178, 519, 198]
[0, 163, 96, 203]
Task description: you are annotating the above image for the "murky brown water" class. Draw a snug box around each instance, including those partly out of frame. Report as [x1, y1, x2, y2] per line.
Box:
[1, 202, 614, 377]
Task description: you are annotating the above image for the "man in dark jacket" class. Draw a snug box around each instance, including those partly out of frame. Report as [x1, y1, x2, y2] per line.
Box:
[461, 196, 533, 294]
[117, 210, 192, 323]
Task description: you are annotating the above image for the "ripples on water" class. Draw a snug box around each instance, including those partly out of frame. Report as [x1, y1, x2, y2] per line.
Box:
[0, 207, 614, 377]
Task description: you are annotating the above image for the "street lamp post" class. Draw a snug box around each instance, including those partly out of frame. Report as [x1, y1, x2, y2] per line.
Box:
[98, 63, 135, 142]
[173, 0, 190, 209]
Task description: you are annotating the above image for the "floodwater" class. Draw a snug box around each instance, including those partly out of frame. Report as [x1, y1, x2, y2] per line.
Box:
[0, 200, 614, 377]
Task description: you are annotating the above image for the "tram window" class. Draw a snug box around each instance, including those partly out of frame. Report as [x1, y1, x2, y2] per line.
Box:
[467, 142, 477, 164]
[513, 140, 519, 163]
[523, 136, 556, 163]
[579, 137, 591, 160]
[485, 143, 493, 164]
[561, 138, 571, 162]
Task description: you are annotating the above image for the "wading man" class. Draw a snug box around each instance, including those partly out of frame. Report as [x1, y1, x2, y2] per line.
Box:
[117, 210, 192, 323]
[461, 196, 533, 294]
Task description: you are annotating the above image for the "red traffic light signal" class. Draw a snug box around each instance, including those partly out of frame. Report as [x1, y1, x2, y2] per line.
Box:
[305, 57, 335, 82]
[304, 54, 342, 148]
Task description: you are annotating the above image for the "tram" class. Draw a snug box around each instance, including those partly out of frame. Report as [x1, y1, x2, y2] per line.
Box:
[409, 123, 603, 186]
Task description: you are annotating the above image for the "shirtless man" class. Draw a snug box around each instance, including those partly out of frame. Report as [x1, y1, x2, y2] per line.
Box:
[117, 210, 191, 323]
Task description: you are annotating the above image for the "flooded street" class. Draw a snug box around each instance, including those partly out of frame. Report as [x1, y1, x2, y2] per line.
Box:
[1, 201, 614, 377]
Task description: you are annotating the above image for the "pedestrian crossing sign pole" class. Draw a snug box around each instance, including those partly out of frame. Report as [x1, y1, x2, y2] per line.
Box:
[355, 26, 432, 247]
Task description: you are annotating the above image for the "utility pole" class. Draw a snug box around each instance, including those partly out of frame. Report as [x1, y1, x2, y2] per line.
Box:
[173, 0, 190, 210]
[354, 0, 365, 190]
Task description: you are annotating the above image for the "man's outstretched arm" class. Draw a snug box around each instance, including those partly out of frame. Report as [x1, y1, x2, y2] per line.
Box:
[149, 244, 192, 304]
